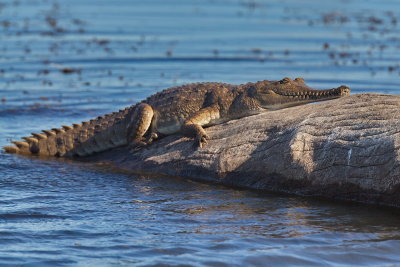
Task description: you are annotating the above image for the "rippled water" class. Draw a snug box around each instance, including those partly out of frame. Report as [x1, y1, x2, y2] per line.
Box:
[2, 0, 400, 266]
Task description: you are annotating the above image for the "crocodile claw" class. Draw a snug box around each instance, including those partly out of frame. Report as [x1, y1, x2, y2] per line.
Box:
[195, 134, 209, 148]
[129, 141, 147, 153]
[145, 132, 159, 145]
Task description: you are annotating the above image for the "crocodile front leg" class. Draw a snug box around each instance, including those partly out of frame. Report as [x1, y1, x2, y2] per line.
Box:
[126, 103, 155, 149]
[181, 104, 220, 148]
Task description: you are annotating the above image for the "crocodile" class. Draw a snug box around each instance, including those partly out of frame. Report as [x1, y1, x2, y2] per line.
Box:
[3, 77, 350, 157]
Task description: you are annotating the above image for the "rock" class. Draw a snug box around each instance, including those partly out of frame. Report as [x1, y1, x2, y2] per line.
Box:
[84, 94, 400, 207]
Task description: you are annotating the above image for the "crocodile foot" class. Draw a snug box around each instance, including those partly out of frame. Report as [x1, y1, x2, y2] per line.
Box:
[145, 132, 158, 145]
[195, 133, 209, 148]
[129, 133, 159, 153]
[129, 141, 148, 153]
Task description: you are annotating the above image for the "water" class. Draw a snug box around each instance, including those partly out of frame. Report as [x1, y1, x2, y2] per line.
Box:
[1, 0, 400, 265]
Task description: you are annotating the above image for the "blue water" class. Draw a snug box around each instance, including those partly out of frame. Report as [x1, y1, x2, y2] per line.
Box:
[1, 0, 400, 266]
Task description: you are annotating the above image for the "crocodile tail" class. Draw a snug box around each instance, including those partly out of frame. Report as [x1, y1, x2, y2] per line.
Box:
[3, 106, 135, 157]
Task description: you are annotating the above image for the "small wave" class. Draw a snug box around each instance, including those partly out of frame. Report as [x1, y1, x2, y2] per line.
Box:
[46, 56, 284, 65]
[0, 212, 68, 220]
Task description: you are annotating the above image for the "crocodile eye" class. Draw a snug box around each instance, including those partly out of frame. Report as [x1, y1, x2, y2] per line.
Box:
[294, 77, 304, 83]
[280, 77, 291, 84]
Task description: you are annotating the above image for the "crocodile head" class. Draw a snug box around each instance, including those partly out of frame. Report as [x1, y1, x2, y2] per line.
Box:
[252, 77, 350, 110]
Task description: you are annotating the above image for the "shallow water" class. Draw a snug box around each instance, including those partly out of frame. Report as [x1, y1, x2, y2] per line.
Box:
[1, 0, 400, 266]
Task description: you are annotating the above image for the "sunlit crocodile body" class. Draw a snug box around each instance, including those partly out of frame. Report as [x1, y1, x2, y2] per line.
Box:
[3, 77, 350, 157]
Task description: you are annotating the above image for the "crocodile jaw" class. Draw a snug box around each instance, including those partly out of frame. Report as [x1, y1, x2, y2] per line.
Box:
[261, 85, 350, 110]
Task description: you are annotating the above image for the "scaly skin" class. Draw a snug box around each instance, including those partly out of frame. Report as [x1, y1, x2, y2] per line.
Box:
[3, 77, 350, 157]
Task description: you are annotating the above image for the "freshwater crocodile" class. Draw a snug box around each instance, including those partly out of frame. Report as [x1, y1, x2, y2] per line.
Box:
[3, 77, 350, 157]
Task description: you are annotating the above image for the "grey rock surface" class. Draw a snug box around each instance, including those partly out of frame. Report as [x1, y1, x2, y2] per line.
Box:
[85, 94, 400, 207]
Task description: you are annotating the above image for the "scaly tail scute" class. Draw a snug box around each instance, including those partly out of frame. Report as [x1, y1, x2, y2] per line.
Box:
[2, 106, 135, 157]
[3, 146, 19, 154]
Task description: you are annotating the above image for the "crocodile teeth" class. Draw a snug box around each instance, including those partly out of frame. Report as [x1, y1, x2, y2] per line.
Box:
[12, 141, 29, 148]
[42, 130, 56, 136]
[32, 133, 47, 140]
[62, 125, 73, 131]
[22, 137, 38, 143]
